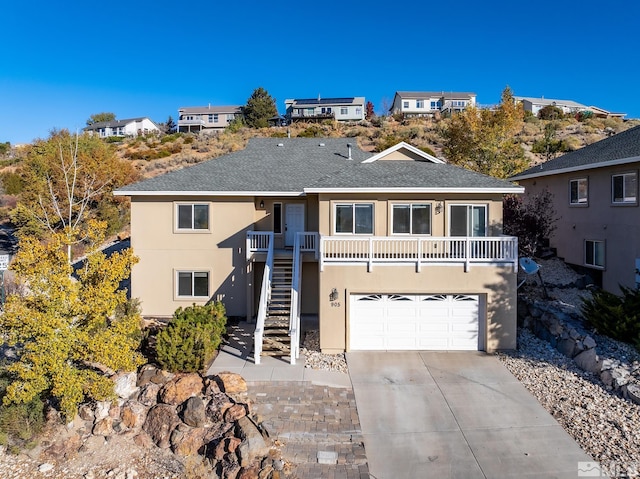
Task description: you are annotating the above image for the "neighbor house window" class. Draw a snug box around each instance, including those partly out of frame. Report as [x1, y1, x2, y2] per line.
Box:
[416, 100, 424, 108]
[449, 204, 487, 237]
[273, 203, 282, 234]
[392, 204, 431, 235]
[403, 101, 409, 108]
[570, 178, 588, 205]
[585, 240, 605, 268]
[335, 203, 374, 234]
[430, 101, 441, 110]
[177, 203, 209, 230]
[177, 271, 209, 298]
[612, 172, 637, 204]
[340, 107, 348, 115]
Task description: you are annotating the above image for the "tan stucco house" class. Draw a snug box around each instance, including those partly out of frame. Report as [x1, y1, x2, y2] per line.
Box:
[510, 125, 640, 294]
[115, 138, 523, 363]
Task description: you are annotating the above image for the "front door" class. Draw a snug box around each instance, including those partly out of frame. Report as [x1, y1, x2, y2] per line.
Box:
[285, 204, 305, 247]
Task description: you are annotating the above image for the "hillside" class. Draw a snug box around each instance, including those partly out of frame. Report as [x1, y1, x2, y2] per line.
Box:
[116, 115, 640, 181]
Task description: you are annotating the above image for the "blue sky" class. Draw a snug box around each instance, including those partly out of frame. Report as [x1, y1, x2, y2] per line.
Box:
[1, 0, 639, 144]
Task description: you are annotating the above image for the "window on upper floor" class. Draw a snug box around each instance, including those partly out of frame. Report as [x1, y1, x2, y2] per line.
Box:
[176, 203, 209, 230]
[392, 204, 431, 235]
[430, 101, 442, 110]
[570, 178, 588, 205]
[335, 203, 374, 234]
[403, 101, 409, 109]
[340, 107, 348, 115]
[612, 172, 637, 204]
[449, 204, 487, 237]
[585, 240, 605, 268]
[176, 271, 209, 298]
[355, 107, 362, 116]
[416, 100, 424, 108]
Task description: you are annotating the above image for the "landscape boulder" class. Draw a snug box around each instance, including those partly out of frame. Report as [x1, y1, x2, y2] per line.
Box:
[143, 404, 181, 448]
[159, 373, 204, 405]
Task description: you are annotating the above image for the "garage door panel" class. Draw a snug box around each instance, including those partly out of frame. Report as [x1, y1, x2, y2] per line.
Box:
[350, 293, 480, 351]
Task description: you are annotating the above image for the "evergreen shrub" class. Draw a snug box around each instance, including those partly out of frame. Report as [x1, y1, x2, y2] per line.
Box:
[156, 302, 227, 372]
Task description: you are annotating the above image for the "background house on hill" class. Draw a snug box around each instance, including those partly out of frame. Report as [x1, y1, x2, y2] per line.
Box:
[284, 97, 365, 122]
[390, 91, 477, 118]
[177, 105, 242, 134]
[83, 117, 160, 138]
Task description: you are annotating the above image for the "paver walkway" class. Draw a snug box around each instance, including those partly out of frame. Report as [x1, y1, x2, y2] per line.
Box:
[209, 322, 369, 478]
[247, 382, 369, 479]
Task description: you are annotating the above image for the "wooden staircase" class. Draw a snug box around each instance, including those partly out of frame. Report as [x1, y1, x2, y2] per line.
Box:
[261, 254, 293, 357]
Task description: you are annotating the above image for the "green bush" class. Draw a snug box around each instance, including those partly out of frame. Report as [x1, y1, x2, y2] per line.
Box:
[0, 368, 45, 446]
[1, 171, 24, 195]
[582, 286, 640, 348]
[156, 302, 227, 372]
[537, 105, 564, 120]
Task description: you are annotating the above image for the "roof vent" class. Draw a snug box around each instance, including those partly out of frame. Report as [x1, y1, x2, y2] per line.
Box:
[277, 143, 284, 147]
[319, 142, 325, 147]
[347, 143, 352, 160]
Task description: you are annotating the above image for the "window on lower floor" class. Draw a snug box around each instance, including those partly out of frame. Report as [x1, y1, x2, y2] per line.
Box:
[612, 172, 637, 204]
[430, 101, 441, 110]
[403, 101, 409, 109]
[177, 203, 209, 230]
[340, 107, 348, 115]
[392, 204, 431, 235]
[335, 203, 374, 234]
[570, 178, 588, 205]
[416, 100, 424, 108]
[585, 240, 605, 268]
[177, 271, 209, 298]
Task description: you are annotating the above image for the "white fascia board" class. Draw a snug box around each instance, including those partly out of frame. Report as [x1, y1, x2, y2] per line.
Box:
[113, 190, 305, 197]
[303, 187, 524, 194]
[510, 155, 640, 181]
[362, 141, 445, 164]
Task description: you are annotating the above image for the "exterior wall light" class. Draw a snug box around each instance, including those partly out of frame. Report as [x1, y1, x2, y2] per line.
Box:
[259, 200, 265, 209]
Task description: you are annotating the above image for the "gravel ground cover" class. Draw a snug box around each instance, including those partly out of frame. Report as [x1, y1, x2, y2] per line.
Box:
[301, 330, 348, 374]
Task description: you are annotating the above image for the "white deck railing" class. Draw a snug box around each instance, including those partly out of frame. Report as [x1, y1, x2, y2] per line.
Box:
[246, 231, 272, 259]
[253, 232, 274, 365]
[319, 236, 518, 272]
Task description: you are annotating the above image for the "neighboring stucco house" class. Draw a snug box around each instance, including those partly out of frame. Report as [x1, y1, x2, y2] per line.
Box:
[284, 97, 365, 122]
[177, 105, 242, 133]
[84, 117, 160, 138]
[115, 138, 523, 363]
[510, 125, 640, 293]
[390, 91, 477, 117]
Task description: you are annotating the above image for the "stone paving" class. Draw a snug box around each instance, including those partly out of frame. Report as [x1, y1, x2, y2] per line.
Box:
[246, 381, 369, 479]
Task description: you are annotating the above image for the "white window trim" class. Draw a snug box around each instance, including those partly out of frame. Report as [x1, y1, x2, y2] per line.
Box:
[175, 270, 211, 300]
[569, 178, 588, 206]
[174, 202, 211, 233]
[391, 203, 432, 235]
[611, 171, 637, 205]
[333, 202, 375, 235]
[584, 240, 605, 269]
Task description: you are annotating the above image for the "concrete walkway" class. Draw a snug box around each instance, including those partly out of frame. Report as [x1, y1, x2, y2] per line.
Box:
[347, 351, 598, 479]
[207, 320, 351, 388]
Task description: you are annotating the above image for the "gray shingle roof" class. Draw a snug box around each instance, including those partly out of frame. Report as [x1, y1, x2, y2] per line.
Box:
[84, 117, 149, 131]
[395, 91, 476, 99]
[115, 138, 521, 195]
[510, 125, 640, 180]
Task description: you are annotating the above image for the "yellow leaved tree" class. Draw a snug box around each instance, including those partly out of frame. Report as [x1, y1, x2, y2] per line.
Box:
[443, 86, 528, 179]
[0, 220, 144, 420]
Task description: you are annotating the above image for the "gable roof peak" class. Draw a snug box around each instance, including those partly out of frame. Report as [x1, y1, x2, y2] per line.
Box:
[362, 141, 444, 164]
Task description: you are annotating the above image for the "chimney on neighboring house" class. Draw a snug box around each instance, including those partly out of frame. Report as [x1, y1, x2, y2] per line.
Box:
[347, 143, 352, 160]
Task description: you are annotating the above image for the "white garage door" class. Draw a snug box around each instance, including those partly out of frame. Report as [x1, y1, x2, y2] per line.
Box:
[349, 294, 480, 351]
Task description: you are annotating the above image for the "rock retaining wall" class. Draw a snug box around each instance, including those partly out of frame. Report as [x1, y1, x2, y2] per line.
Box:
[43, 365, 284, 479]
[519, 298, 640, 406]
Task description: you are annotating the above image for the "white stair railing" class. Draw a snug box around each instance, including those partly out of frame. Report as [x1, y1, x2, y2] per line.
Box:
[253, 232, 274, 365]
[289, 232, 317, 365]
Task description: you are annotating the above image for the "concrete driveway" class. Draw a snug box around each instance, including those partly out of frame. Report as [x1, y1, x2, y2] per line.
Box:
[347, 351, 598, 479]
